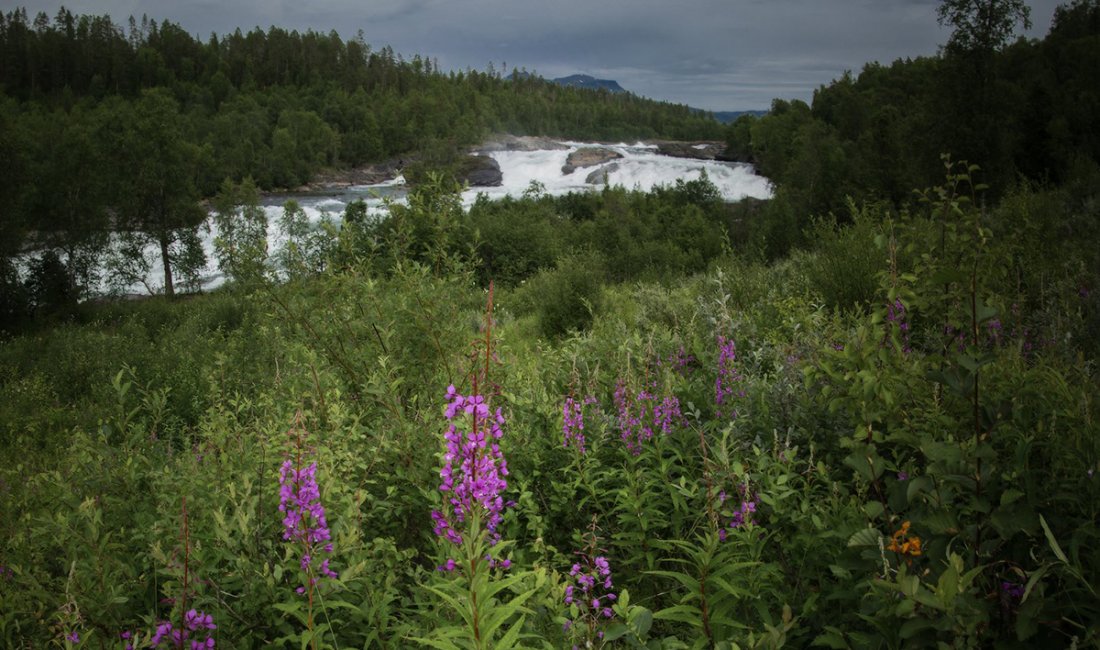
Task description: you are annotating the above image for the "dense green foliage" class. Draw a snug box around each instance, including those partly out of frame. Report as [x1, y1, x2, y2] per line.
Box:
[2, 1, 1100, 647]
[2, 157, 1098, 646]
[725, 0, 1100, 254]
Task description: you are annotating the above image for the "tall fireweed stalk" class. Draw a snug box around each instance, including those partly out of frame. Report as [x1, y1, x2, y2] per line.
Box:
[420, 282, 537, 649]
[562, 394, 598, 454]
[278, 415, 337, 649]
[563, 521, 617, 648]
[715, 335, 745, 419]
[123, 497, 219, 649]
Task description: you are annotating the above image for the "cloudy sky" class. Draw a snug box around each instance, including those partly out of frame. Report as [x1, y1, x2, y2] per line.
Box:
[3, 0, 1064, 109]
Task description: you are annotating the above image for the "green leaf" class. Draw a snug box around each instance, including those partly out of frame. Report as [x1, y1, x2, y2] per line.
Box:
[496, 617, 525, 649]
[847, 527, 882, 548]
[645, 570, 700, 594]
[812, 628, 850, 648]
[899, 618, 931, 639]
[653, 604, 702, 625]
[603, 622, 630, 642]
[711, 576, 752, 599]
[906, 476, 933, 503]
[422, 583, 475, 630]
[975, 299, 997, 324]
[632, 607, 654, 637]
[1039, 515, 1069, 564]
[272, 601, 308, 626]
[408, 636, 462, 650]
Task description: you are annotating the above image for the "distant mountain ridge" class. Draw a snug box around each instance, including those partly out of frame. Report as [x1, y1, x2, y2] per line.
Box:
[709, 110, 767, 123]
[551, 74, 626, 93]
[546, 74, 765, 123]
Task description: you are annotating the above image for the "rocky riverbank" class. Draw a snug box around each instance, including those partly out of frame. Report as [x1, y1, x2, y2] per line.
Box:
[286, 135, 744, 194]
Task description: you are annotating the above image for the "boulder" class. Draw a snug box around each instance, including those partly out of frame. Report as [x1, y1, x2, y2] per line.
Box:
[301, 159, 403, 191]
[458, 154, 503, 187]
[654, 141, 726, 160]
[562, 147, 623, 174]
[585, 162, 620, 184]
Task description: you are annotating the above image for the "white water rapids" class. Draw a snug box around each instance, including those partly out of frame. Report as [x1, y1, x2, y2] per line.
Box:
[96, 141, 773, 295]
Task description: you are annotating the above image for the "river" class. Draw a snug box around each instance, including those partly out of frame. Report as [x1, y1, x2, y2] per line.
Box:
[107, 140, 773, 295]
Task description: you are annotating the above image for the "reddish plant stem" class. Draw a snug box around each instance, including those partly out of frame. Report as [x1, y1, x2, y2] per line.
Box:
[180, 495, 188, 648]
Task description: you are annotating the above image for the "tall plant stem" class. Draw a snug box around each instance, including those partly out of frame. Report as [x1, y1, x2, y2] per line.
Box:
[180, 495, 188, 648]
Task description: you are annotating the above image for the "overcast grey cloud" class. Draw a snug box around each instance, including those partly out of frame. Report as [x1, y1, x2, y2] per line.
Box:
[1, 0, 1064, 109]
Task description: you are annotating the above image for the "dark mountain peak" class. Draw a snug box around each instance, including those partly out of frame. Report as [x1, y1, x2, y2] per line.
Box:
[552, 74, 626, 93]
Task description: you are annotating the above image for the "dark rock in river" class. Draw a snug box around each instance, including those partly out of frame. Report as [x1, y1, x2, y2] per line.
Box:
[654, 141, 727, 160]
[300, 160, 403, 191]
[562, 147, 623, 175]
[585, 162, 620, 184]
[458, 154, 503, 187]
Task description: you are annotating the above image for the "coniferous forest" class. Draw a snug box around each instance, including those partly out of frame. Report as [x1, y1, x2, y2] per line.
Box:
[1, 1, 1099, 648]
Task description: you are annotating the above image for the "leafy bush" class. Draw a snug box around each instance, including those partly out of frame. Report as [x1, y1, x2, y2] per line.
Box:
[512, 250, 606, 339]
[804, 202, 886, 313]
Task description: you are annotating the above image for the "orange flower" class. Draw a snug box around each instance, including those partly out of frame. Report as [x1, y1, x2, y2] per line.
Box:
[888, 520, 922, 559]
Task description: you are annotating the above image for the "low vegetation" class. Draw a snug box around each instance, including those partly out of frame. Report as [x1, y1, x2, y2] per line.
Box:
[2, 1, 1099, 647]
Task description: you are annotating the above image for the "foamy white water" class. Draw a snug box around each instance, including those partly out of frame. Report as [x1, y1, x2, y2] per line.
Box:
[469, 141, 772, 206]
[84, 141, 771, 295]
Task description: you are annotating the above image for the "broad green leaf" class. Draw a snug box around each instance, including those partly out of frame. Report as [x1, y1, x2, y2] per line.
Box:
[602, 622, 630, 642]
[847, 527, 882, 548]
[632, 607, 653, 637]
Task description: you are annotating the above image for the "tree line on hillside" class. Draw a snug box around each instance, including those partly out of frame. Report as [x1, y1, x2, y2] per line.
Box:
[0, 6, 724, 314]
[724, 0, 1100, 259]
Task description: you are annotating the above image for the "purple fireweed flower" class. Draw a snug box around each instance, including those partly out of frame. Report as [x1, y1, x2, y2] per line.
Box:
[886, 299, 912, 353]
[719, 483, 760, 539]
[1001, 580, 1026, 601]
[897, 471, 909, 481]
[715, 336, 746, 418]
[614, 378, 684, 454]
[66, 631, 79, 644]
[562, 395, 597, 453]
[278, 459, 338, 587]
[432, 385, 510, 548]
[487, 555, 513, 570]
[666, 346, 697, 376]
[563, 553, 618, 638]
[150, 610, 216, 648]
